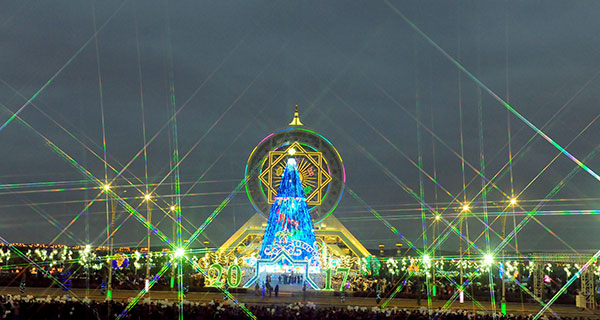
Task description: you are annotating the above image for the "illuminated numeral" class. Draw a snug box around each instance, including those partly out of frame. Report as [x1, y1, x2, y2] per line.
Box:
[205, 264, 243, 288]
[336, 267, 350, 291]
[227, 264, 242, 287]
[322, 267, 350, 291]
[207, 263, 223, 287]
[323, 268, 333, 290]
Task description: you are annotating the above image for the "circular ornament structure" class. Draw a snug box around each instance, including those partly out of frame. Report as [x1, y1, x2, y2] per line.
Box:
[245, 127, 345, 224]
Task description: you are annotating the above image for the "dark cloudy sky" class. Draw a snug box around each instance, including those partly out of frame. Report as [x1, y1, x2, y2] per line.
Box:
[2, 1, 600, 253]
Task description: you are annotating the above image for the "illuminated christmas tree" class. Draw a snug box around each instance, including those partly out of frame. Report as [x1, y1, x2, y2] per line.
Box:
[259, 156, 320, 265]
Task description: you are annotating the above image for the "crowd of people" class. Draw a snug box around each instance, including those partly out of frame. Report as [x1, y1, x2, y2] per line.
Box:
[0, 294, 592, 320]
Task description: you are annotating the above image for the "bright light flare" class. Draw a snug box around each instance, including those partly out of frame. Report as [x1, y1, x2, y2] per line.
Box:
[422, 254, 431, 264]
[144, 194, 151, 201]
[435, 215, 441, 221]
[170, 205, 176, 211]
[174, 248, 185, 258]
[483, 253, 494, 266]
[509, 198, 517, 205]
[288, 147, 296, 155]
[462, 204, 470, 212]
[103, 184, 111, 191]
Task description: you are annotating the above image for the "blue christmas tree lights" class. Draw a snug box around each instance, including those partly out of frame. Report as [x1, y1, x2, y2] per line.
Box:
[259, 157, 320, 266]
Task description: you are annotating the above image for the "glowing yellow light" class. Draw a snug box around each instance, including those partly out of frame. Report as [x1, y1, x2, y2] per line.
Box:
[288, 147, 296, 156]
[423, 254, 431, 264]
[484, 253, 494, 265]
[103, 184, 111, 191]
[435, 215, 441, 221]
[174, 248, 185, 258]
[509, 198, 517, 205]
[170, 205, 176, 211]
[462, 204, 470, 212]
[144, 194, 151, 201]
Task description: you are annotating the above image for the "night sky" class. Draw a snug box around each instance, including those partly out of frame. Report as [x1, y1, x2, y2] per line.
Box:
[2, 1, 600, 253]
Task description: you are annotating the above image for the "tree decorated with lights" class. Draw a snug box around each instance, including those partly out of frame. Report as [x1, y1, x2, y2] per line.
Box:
[259, 154, 320, 266]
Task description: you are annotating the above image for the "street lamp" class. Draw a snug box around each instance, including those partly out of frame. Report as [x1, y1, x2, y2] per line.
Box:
[483, 253, 494, 266]
[174, 247, 185, 258]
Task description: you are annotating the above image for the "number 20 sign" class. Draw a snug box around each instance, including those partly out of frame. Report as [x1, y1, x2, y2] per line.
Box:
[206, 263, 242, 288]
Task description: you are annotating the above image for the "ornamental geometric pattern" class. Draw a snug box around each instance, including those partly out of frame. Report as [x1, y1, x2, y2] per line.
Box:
[258, 142, 332, 205]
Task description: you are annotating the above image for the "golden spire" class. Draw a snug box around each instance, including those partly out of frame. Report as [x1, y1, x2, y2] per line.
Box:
[289, 104, 304, 126]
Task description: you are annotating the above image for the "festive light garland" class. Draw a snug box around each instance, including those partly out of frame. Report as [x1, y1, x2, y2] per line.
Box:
[0, 244, 598, 294]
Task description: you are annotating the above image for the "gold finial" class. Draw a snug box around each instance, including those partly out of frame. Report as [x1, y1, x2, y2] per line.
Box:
[289, 104, 303, 126]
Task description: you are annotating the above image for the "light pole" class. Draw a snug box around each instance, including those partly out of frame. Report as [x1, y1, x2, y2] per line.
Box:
[459, 216, 463, 303]
[108, 197, 115, 300]
[501, 198, 516, 315]
[145, 194, 152, 297]
[501, 212, 506, 314]
[459, 204, 470, 304]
